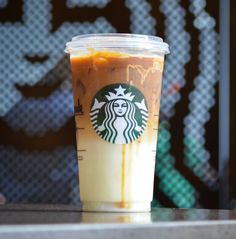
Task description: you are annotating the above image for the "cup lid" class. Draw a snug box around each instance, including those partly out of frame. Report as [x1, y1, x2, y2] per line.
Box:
[65, 33, 169, 54]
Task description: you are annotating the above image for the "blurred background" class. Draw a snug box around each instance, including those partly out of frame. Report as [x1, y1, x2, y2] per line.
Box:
[0, 0, 234, 209]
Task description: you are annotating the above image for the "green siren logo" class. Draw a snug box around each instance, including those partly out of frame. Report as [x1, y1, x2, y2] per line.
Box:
[90, 84, 148, 144]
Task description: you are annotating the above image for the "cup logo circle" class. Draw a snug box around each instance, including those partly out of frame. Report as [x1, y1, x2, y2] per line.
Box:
[90, 84, 148, 144]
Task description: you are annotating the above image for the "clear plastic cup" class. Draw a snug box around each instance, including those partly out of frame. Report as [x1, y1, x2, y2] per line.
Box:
[65, 33, 169, 212]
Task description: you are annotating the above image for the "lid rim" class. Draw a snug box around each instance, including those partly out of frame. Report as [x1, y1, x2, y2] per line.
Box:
[65, 33, 169, 54]
[71, 33, 164, 42]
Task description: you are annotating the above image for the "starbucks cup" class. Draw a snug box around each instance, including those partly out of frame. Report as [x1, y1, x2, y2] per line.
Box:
[65, 34, 169, 212]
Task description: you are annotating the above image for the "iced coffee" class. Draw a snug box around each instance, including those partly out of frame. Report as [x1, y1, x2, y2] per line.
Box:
[65, 34, 169, 212]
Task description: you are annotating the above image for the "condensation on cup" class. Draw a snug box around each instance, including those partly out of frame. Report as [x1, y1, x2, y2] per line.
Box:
[65, 34, 169, 212]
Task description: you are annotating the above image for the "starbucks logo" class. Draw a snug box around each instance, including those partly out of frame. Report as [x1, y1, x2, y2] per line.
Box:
[90, 84, 148, 144]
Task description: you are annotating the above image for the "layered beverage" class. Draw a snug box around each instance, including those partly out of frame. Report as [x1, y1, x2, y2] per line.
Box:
[65, 34, 169, 212]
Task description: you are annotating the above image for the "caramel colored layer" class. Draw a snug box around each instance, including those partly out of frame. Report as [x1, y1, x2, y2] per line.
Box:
[70, 51, 164, 207]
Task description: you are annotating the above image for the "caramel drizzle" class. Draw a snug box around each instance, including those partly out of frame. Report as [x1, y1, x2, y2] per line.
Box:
[126, 59, 163, 84]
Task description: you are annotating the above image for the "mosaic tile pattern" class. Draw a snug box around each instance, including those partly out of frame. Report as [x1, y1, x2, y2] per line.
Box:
[0, 146, 79, 203]
[0, 0, 219, 207]
[183, 0, 219, 188]
[67, 0, 111, 8]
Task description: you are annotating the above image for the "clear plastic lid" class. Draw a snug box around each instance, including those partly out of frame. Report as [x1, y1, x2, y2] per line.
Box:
[65, 33, 169, 55]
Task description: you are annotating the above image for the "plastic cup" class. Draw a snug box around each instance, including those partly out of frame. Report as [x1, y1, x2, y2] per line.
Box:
[65, 33, 169, 212]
